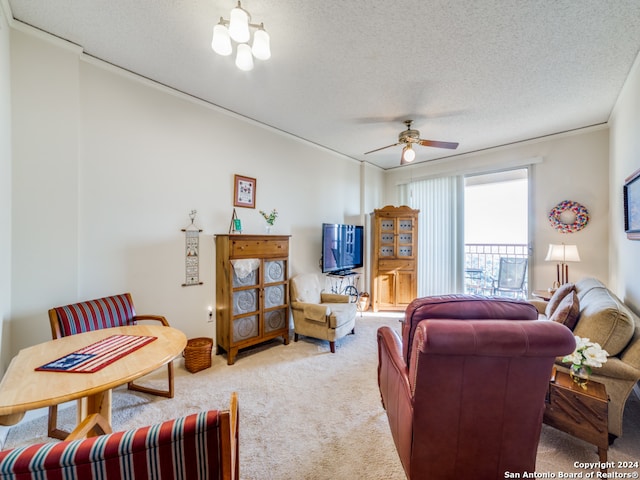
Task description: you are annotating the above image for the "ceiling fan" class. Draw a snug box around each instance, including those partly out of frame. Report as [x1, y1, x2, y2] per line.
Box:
[364, 120, 459, 165]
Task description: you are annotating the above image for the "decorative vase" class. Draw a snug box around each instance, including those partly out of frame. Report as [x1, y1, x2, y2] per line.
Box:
[264, 224, 272, 234]
[569, 364, 590, 388]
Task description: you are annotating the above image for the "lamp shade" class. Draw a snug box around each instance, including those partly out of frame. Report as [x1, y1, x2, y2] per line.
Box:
[235, 43, 254, 71]
[229, 4, 250, 43]
[401, 144, 416, 163]
[252, 28, 271, 60]
[545, 244, 580, 262]
[211, 24, 232, 56]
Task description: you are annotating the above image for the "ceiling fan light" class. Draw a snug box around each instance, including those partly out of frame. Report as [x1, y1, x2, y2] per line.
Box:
[212, 23, 232, 56]
[402, 144, 416, 163]
[235, 43, 254, 71]
[252, 27, 271, 60]
[229, 2, 250, 43]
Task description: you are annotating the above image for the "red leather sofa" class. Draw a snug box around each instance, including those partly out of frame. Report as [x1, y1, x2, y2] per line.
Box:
[377, 295, 576, 479]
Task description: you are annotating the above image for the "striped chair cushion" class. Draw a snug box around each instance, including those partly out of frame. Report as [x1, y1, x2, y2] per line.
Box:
[53, 294, 136, 337]
[0, 411, 222, 479]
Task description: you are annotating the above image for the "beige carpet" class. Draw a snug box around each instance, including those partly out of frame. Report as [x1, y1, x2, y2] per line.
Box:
[4, 313, 640, 479]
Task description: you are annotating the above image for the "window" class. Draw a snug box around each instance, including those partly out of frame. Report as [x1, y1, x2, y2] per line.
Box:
[399, 167, 530, 296]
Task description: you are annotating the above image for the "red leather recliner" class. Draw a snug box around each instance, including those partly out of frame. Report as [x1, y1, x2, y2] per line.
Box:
[377, 295, 576, 479]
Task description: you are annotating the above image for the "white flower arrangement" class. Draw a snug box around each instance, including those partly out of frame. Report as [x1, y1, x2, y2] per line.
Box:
[562, 335, 609, 375]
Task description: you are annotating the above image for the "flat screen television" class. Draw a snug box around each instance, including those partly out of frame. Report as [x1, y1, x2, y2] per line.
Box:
[321, 223, 364, 274]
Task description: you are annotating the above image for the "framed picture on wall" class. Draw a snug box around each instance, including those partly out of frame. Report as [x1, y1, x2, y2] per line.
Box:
[233, 174, 256, 208]
[623, 167, 640, 240]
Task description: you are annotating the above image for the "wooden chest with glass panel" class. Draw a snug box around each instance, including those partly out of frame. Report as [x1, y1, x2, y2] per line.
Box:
[215, 235, 290, 364]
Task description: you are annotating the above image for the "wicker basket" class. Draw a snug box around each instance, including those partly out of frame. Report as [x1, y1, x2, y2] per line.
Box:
[358, 292, 370, 312]
[183, 337, 213, 373]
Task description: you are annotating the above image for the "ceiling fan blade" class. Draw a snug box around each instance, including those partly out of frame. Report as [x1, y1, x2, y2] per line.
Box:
[418, 139, 459, 150]
[364, 142, 401, 155]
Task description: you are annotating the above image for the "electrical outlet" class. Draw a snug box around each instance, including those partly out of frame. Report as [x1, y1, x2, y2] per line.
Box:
[207, 306, 213, 322]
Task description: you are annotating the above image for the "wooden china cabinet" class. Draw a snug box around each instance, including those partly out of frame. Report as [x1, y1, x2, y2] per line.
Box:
[215, 234, 290, 365]
[370, 205, 419, 312]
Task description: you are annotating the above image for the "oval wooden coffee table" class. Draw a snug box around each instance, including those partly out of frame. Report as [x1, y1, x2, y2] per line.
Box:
[0, 325, 187, 437]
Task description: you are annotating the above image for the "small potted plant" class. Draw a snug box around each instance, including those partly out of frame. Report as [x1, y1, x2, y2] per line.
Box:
[259, 208, 278, 233]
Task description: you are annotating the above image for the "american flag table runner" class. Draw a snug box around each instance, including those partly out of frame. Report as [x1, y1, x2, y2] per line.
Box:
[36, 335, 157, 373]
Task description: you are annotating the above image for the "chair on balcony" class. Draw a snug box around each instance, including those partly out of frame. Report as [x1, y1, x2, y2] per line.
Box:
[492, 257, 528, 298]
[464, 268, 487, 295]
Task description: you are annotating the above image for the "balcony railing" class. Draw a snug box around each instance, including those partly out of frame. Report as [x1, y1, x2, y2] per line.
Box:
[464, 243, 529, 298]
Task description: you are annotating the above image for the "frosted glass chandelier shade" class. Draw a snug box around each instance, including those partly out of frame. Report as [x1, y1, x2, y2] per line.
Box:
[228, 4, 250, 43]
[252, 28, 271, 60]
[235, 43, 254, 71]
[211, 24, 232, 56]
[211, 1, 271, 70]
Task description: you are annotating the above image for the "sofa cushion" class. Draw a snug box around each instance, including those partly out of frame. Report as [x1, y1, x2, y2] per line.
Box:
[293, 274, 322, 304]
[545, 283, 575, 318]
[549, 291, 580, 330]
[573, 278, 635, 356]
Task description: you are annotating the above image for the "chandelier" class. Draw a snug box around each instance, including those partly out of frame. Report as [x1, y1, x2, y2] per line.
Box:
[211, 1, 271, 71]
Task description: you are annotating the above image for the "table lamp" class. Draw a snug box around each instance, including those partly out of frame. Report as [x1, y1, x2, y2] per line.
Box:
[545, 243, 580, 288]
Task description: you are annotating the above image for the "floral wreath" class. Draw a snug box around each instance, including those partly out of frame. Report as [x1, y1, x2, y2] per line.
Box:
[548, 200, 589, 233]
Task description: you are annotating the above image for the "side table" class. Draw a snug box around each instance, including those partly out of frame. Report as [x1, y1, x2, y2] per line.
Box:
[532, 289, 553, 301]
[543, 370, 609, 469]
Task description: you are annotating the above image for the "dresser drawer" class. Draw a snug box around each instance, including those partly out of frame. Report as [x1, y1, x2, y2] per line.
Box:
[231, 238, 289, 258]
[378, 259, 415, 271]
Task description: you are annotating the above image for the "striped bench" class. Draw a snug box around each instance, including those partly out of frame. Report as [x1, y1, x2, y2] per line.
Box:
[0, 393, 239, 480]
[47, 293, 174, 440]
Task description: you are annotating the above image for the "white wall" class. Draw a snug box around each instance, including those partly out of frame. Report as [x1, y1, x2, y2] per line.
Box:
[7, 26, 364, 356]
[0, 4, 12, 374]
[10, 28, 81, 357]
[609, 51, 640, 314]
[360, 162, 385, 293]
[382, 128, 610, 291]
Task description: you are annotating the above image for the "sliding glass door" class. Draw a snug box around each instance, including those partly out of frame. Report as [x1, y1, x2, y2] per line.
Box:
[400, 167, 529, 297]
[464, 169, 529, 298]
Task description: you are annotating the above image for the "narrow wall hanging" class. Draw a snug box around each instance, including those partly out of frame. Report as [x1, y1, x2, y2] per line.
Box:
[182, 210, 203, 286]
[229, 208, 242, 233]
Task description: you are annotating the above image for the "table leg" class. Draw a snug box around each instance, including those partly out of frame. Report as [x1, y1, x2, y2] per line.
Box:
[598, 446, 608, 472]
[77, 389, 112, 437]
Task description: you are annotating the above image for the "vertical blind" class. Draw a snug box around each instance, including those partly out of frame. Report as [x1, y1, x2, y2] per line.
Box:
[399, 175, 464, 296]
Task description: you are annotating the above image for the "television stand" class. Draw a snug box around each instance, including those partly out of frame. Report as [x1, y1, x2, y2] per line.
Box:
[328, 270, 357, 276]
[325, 271, 360, 303]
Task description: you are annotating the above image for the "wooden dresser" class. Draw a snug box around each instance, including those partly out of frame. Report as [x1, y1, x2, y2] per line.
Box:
[215, 234, 290, 365]
[370, 205, 419, 312]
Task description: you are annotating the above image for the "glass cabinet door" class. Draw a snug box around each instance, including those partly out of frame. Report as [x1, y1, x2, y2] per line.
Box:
[263, 259, 288, 333]
[397, 218, 414, 258]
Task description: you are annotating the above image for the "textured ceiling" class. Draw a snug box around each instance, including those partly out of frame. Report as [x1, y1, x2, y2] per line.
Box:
[6, 0, 640, 170]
